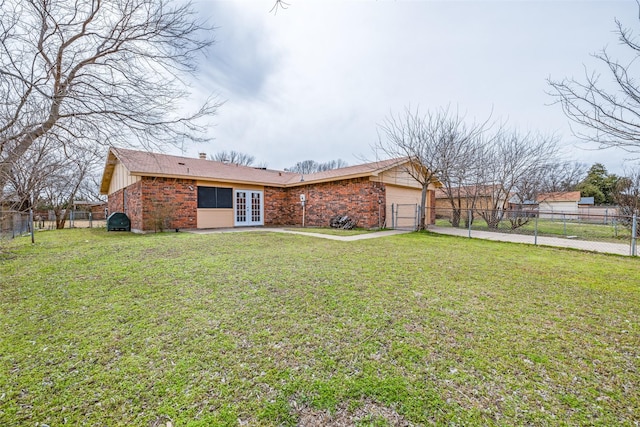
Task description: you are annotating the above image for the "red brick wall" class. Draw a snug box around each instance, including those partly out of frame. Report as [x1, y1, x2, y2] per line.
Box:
[264, 186, 294, 226]
[126, 181, 143, 230]
[140, 177, 197, 231]
[265, 178, 386, 229]
[107, 181, 143, 230]
[107, 188, 123, 215]
[89, 203, 108, 220]
[108, 178, 196, 232]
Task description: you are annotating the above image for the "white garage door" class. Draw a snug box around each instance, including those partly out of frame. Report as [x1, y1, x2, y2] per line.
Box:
[385, 185, 423, 229]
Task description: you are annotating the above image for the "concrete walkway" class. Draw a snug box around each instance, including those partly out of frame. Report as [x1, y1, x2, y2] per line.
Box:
[428, 226, 635, 257]
[185, 227, 413, 241]
[185, 226, 636, 255]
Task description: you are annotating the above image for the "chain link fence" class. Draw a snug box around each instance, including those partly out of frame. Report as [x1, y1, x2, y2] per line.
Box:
[431, 207, 638, 256]
[64, 210, 107, 229]
[0, 210, 31, 240]
[388, 203, 420, 230]
[1, 209, 107, 240]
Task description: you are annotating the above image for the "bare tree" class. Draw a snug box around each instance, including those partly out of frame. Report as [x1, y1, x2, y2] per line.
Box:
[548, 8, 640, 152]
[286, 160, 317, 174]
[476, 130, 560, 229]
[615, 164, 640, 234]
[211, 151, 256, 166]
[539, 161, 587, 194]
[0, 0, 220, 196]
[4, 135, 101, 229]
[376, 106, 486, 230]
[432, 130, 488, 228]
[2, 138, 57, 212]
[286, 159, 348, 174]
[318, 159, 348, 171]
[41, 158, 93, 230]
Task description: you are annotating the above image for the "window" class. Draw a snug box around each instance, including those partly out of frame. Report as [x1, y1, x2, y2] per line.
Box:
[197, 186, 233, 208]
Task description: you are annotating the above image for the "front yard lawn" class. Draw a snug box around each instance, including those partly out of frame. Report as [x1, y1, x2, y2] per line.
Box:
[1, 229, 638, 426]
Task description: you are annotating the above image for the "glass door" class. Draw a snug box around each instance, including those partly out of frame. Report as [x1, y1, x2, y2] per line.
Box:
[235, 190, 263, 226]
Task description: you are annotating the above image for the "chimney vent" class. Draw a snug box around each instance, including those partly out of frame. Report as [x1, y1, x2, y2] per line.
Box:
[198, 153, 206, 159]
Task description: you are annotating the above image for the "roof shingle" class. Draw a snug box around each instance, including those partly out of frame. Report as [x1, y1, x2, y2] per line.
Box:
[101, 147, 409, 193]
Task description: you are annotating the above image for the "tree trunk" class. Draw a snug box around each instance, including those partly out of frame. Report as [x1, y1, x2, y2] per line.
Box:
[419, 184, 428, 230]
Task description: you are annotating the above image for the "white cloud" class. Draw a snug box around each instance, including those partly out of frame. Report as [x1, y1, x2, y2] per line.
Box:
[187, 0, 638, 173]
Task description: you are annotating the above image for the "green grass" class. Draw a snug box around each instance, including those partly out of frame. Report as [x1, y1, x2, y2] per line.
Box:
[285, 227, 376, 236]
[1, 229, 639, 426]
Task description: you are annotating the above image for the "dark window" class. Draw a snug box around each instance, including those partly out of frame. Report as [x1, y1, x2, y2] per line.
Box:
[197, 186, 233, 208]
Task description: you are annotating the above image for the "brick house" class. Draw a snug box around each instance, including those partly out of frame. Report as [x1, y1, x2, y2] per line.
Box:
[99, 147, 439, 232]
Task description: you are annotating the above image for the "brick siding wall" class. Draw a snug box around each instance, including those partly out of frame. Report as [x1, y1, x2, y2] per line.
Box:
[108, 178, 196, 232]
[107, 181, 143, 230]
[264, 186, 293, 226]
[265, 178, 386, 229]
[107, 188, 123, 215]
[108, 175, 426, 231]
[140, 177, 197, 231]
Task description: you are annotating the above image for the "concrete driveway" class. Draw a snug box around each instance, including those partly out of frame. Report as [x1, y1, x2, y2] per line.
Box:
[185, 226, 636, 256]
[428, 226, 635, 257]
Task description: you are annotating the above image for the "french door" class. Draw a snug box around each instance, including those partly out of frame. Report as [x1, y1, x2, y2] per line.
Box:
[235, 190, 263, 226]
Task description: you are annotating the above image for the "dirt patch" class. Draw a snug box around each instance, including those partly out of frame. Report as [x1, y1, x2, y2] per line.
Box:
[292, 398, 413, 426]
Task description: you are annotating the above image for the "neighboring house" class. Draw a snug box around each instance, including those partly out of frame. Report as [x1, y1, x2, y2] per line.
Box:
[99, 147, 439, 232]
[435, 185, 509, 211]
[435, 185, 512, 227]
[73, 200, 109, 220]
[537, 191, 581, 216]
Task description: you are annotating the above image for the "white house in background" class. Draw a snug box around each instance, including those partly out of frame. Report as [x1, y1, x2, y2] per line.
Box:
[537, 191, 581, 217]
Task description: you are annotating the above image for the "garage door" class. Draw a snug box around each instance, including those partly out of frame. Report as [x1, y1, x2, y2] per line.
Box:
[385, 185, 423, 229]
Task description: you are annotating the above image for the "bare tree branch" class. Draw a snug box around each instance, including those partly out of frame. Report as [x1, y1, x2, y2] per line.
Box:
[270, 0, 290, 14]
[375, 105, 489, 230]
[285, 159, 348, 174]
[548, 6, 640, 152]
[0, 0, 220, 197]
[211, 150, 256, 166]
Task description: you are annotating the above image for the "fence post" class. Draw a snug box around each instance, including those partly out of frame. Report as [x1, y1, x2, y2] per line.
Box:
[563, 214, 567, 236]
[415, 204, 420, 231]
[30, 209, 34, 244]
[391, 204, 395, 229]
[534, 214, 538, 245]
[468, 209, 472, 238]
[632, 214, 637, 257]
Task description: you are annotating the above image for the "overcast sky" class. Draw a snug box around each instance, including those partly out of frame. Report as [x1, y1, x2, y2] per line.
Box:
[183, 0, 638, 174]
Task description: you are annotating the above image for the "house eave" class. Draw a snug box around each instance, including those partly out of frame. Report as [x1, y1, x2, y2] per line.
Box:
[283, 172, 374, 187]
[99, 150, 118, 194]
[128, 171, 288, 188]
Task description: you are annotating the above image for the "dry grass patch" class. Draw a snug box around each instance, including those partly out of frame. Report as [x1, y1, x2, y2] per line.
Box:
[293, 398, 411, 426]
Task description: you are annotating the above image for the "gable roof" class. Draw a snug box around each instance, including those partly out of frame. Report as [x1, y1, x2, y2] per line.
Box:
[100, 147, 412, 194]
[536, 191, 581, 203]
